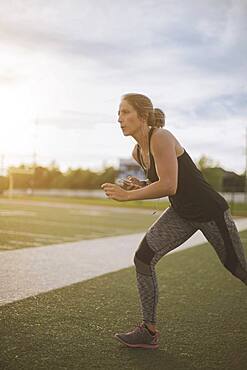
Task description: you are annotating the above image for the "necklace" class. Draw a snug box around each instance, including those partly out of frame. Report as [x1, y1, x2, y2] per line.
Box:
[139, 148, 150, 172]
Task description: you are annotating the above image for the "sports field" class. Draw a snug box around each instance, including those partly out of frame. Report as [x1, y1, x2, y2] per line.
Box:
[1, 230, 247, 370]
[0, 198, 159, 251]
[0, 195, 246, 251]
[1, 196, 247, 369]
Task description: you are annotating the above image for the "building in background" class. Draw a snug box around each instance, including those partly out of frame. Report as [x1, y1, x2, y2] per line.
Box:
[117, 158, 145, 182]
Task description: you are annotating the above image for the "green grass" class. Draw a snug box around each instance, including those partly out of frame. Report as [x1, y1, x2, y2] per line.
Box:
[1, 193, 246, 216]
[0, 195, 246, 251]
[1, 231, 247, 370]
[229, 201, 247, 217]
[0, 200, 159, 251]
[0, 194, 170, 210]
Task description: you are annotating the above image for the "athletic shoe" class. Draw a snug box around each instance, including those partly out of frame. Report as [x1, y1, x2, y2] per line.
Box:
[114, 323, 160, 349]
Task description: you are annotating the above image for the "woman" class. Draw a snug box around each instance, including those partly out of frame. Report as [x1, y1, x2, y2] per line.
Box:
[101, 93, 247, 350]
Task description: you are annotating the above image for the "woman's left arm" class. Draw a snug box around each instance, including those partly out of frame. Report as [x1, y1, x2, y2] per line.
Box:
[101, 130, 178, 201]
[127, 130, 178, 200]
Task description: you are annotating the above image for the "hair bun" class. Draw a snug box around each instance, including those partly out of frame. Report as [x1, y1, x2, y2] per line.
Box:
[153, 108, 165, 128]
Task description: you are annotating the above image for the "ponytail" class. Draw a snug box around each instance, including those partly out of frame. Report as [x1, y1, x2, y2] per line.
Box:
[147, 108, 165, 128]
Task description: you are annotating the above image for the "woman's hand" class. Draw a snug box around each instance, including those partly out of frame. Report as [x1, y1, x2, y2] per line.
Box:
[122, 176, 146, 190]
[101, 183, 129, 201]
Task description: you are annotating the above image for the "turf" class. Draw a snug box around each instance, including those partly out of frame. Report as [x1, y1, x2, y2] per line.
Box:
[0, 196, 246, 251]
[1, 194, 170, 210]
[1, 194, 246, 215]
[1, 231, 247, 370]
[0, 200, 158, 251]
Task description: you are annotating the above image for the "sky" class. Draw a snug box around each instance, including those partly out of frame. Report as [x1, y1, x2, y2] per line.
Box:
[0, 0, 246, 175]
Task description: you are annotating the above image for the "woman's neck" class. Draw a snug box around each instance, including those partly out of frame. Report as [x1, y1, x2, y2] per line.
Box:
[132, 126, 151, 152]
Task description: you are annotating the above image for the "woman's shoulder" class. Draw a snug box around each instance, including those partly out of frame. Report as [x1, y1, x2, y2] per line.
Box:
[151, 128, 184, 156]
[151, 128, 175, 142]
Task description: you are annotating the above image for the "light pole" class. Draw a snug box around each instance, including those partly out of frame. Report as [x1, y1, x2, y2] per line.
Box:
[33, 117, 39, 166]
[0, 154, 4, 176]
[245, 127, 247, 203]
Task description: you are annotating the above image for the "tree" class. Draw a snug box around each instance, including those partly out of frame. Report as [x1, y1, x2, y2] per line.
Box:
[196, 155, 223, 191]
[96, 166, 118, 188]
[197, 155, 220, 171]
[0, 176, 8, 193]
[222, 172, 245, 193]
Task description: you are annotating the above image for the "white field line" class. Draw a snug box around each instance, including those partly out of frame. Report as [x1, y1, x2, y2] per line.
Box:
[7, 240, 43, 246]
[69, 209, 110, 216]
[0, 198, 159, 215]
[0, 230, 73, 241]
[0, 210, 36, 217]
[14, 219, 113, 229]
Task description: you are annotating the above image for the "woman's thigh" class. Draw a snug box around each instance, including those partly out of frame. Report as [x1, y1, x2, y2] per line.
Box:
[199, 209, 247, 270]
[145, 207, 198, 256]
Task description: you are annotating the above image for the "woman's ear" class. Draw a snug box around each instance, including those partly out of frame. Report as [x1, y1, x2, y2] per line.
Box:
[141, 115, 148, 125]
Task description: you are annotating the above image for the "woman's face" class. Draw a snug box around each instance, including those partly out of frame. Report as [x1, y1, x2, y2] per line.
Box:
[118, 99, 144, 136]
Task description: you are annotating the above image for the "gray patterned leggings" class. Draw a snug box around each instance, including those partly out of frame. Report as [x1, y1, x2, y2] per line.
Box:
[134, 207, 247, 324]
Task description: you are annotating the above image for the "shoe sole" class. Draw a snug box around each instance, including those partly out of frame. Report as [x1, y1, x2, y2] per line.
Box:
[114, 334, 159, 349]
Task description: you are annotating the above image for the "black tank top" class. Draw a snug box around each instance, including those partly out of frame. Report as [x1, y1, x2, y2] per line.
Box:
[136, 128, 229, 222]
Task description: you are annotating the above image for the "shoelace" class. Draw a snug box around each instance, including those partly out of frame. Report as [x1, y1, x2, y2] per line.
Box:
[139, 323, 158, 337]
[133, 323, 145, 333]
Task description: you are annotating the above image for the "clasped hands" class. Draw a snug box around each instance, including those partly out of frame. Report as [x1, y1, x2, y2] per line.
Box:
[101, 176, 145, 201]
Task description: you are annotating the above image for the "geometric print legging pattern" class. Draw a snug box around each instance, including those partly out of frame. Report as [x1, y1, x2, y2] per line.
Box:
[134, 207, 247, 324]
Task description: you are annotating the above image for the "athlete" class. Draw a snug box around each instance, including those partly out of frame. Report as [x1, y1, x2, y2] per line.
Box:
[101, 93, 247, 349]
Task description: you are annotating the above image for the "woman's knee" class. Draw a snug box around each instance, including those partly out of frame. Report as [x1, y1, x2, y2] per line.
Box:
[134, 236, 155, 276]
